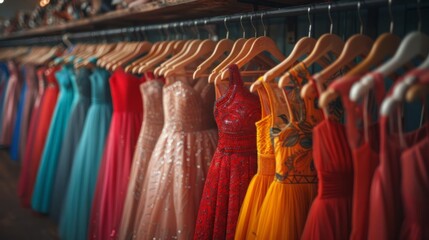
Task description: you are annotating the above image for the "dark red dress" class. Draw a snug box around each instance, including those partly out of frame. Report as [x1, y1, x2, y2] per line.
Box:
[193, 65, 260, 240]
[330, 75, 384, 240]
[18, 66, 59, 207]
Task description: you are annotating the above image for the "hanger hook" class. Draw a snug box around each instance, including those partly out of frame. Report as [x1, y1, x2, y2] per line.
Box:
[179, 22, 185, 39]
[240, 15, 246, 39]
[173, 23, 179, 40]
[328, 4, 333, 34]
[388, 0, 394, 33]
[224, 17, 230, 39]
[250, 14, 257, 37]
[357, 2, 364, 34]
[307, 6, 312, 37]
[261, 12, 267, 36]
[194, 20, 200, 39]
[417, 0, 421, 31]
[157, 25, 164, 41]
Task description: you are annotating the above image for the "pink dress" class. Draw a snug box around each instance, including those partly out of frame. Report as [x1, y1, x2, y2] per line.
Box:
[89, 68, 144, 240]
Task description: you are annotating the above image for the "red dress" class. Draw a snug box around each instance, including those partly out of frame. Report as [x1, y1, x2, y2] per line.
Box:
[330, 75, 383, 240]
[194, 64, 260, 240]
[18, 66, 59, 207]
[89, 68, 144, 240]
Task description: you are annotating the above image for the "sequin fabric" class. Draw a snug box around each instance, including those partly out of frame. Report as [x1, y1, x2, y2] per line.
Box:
[134, 76, 218, 240]
[194, 64, 260, 240]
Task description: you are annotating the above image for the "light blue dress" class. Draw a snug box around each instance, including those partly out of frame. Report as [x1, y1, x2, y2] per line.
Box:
[59, 67, 112, 240]
[50, 67, 92, 222]
[31, 63, 75, 213]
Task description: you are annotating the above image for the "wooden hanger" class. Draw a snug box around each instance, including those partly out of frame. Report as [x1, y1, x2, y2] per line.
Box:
[137, 40, 185, 74]
[127, 41, 162, 73]
[319, 32, 401, 109]
[152, 40, 191, 76]
[158, 39, 202, 76]
[105, 42, 137, 70]
[111, 41, 152, 71]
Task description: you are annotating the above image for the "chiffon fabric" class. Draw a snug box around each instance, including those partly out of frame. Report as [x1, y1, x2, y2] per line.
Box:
[89, 68, 144, 240]
[59, 67, 112, 240]
[119, 75, 165, 240]
[18, 66, 59, 207]
[330, 75, 383, 240]
[18, 65, 38, 160]
[31, 64, 76, 213]
[0, 61, 22, 145]
[254, 63, 322, 240]
[134, 77, 218, 240]
[194, 65, 260, 240]
[50, 67, 92, 222]
[234, 78, 275, 240]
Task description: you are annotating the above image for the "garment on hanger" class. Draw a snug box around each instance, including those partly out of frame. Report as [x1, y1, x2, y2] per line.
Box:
[234, 78, 275, 240]
[301, 108, 353, 240]
[89, 68, 145, 240]
[194, 64, 260, 240]
[329, 75, 382, 240]
[134, 76, 218, 240]
[50, 67, 93, 222]
[0, 62, 10, 136]
[60, 67, 112, 240]
[0, 61, 23, 145]
[31, 63, 76, 213]
[18, 65, 38, 161]
[253, 63, 322, 240]
[18, 65, 60, 207]
[10, 72, 27, 160]
[368, 73, 428, 240]
[119, 74, 165, 240]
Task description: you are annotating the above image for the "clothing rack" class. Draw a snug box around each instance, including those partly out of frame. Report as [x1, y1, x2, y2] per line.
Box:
[0, 0, 425, 47]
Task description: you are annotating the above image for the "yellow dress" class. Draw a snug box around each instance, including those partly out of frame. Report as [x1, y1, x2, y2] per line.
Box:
[234, 78, 277, 240]
[253, 63, 324, 240]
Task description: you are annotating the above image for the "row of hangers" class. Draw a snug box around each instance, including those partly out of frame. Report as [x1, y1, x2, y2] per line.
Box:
[0, 0, 427, 115]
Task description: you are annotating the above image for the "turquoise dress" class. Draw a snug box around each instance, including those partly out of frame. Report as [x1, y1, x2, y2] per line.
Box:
[31, 64, 76, 213]
[59, 67, 112, 240]
[50, 67, 92, 222]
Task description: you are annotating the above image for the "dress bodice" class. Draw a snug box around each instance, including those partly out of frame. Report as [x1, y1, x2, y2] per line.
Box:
[163, 77, 215, 133]
[55, 65, 74, 92]
[141, 78, 164, 127]
[214, 65, 260, 153]
[90, 68, 111, 104]
[109, 68, 144, 112]
[24, 65, 37, 89]
[45, 66, 60, 88]
[75, 68, 92, 100]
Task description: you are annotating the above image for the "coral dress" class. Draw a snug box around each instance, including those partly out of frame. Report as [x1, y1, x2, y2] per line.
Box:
[254, 63, 323, 240]
[234, 78, 276, 240]
[59, 67, 112, 240]
[119, 75, 165, 240]
[89, 68, 144, 240]
[134, 76, 218, 240]
[330, 75, 382, 240]
[31, 64, 76, 213]
[18, 66, 60, 207]
[50, 67, 93, 221]
[194, 65, 260, 240]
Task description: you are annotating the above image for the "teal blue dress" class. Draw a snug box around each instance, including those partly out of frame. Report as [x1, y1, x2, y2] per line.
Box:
[31, 63, 76, 213]
[59, 67, 112, 240]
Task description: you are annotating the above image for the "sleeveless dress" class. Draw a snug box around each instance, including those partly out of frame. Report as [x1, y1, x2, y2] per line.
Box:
[50, 67, 92, 222]
[134, 76, 218, 240]
[368, 72, 429, 240]
[255, 63, 323, 239]
[31, 64, 76, 213]
[194, 64, 260, 240]
[301, 67, 354, 240]
[119, 75, 165, 240]
[59, 67, 112, 240]
[10, 77, 26, 160]
[18, 66, 60, 207]
[89, 68, 144, 240]
[1, 61, 22, 145]
[330, 75, 383, 240]
[234, 78, 276, 240]
[19, 65, 38, 160]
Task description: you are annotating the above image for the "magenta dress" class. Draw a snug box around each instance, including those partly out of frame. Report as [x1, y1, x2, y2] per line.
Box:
[89, 68, 144, 240]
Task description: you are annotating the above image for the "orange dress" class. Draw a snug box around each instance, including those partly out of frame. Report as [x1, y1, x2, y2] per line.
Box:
[234, 78, 276, 240]
[253, 63, 323, 239]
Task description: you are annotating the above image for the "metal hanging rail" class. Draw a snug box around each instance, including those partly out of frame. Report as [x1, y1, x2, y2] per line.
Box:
[0, 0, 425, 47]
